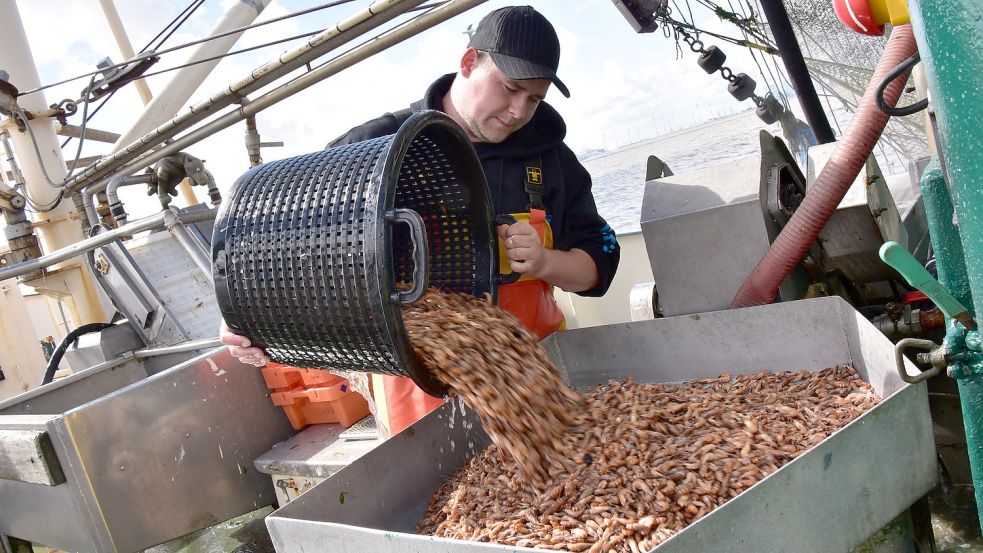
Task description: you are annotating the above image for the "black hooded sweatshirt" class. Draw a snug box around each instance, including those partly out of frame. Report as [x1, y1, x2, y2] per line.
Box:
[328, 73, 620, 297]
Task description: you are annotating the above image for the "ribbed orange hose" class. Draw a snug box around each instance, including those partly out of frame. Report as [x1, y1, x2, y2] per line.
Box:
[731, 24, 918, 308]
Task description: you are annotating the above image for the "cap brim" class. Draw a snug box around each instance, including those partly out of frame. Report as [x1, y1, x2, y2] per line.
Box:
[488, 52, 570, 98]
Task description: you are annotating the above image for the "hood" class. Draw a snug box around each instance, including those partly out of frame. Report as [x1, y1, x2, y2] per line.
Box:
[412, 73, 567, 158]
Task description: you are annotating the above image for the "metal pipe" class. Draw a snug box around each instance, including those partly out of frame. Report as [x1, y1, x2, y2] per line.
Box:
[0, 133, 28, 223]
[81, 181, 106, 228]
[245, 115, 262, 167]
[920, 160, 973, 313]
[0, 0, 70, 206]
[0, 211, 165, 281]
[164, 210, 211, 277]
[0, 0, 110, 323]
[0, 355, 132, 410]
[98, 0, 153, 104]
[64, 0, 424, 194]
[107, 173, 155, 225]
[908, 0, 983, 532]
[81, 177, 117, 228]
[132, 337, 222, 358]
[55, 123, 120, 144]
[81, 164, 155, 227]
[82, 0, 489, 182]
[758, 0, 837, 144]
[0, 208, 215, 281]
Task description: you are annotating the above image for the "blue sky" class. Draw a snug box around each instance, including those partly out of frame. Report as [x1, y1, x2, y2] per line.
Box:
[13, 0, 786, 216]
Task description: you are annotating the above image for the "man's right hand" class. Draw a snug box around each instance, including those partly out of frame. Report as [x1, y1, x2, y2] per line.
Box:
[219, 321, 270, 367]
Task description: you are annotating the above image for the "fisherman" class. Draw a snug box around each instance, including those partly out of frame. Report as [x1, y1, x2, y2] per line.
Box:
[221, 5, 620, 434]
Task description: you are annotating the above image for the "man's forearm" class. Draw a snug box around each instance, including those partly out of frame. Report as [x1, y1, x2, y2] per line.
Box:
[538, 248, 599, 292]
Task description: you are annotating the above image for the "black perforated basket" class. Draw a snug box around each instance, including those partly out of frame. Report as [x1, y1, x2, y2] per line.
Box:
[212, 111, 497, 396]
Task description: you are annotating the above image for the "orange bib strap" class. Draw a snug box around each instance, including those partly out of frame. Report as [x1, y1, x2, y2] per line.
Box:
[498, 278, 565, 340]
[528, 208, 548, 241]
[497, 208, 564, 340]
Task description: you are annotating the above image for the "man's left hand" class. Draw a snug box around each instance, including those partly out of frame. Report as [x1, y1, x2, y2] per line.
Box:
[498, 222, 547, 278]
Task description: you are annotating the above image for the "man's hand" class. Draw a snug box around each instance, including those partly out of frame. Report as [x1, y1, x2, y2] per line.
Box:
[220, 321, 270, 367]
[498, 221, 548, 279]
[497, 222, 600, 292]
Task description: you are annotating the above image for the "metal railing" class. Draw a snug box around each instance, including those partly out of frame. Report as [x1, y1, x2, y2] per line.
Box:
[0, 207, 215, 282]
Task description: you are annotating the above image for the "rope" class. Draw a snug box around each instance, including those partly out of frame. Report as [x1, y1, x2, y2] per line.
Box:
[59, 0, 204, 149]
[141, 0, 204, 54]
[148, 0, 206, 53]
[138, 30, 322, 80]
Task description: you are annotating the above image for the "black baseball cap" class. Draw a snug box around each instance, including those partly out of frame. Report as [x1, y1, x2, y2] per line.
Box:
[467, 6, 570, 98]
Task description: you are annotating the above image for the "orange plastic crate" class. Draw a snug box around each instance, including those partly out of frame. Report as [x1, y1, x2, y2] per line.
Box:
[261, 363, 340, 390]
[262, 364, 370, 431]
[270, 385, 369, 430]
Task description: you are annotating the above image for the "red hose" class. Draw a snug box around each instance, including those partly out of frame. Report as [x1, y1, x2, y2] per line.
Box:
[730, 25, 918, 308]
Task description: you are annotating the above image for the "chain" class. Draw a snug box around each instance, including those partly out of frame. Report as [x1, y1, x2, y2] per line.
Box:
[656, 4, 766, 108]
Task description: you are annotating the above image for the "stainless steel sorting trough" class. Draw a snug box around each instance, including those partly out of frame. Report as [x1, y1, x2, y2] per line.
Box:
[0, 349, 293, 552]
[265, 296, 936, 553]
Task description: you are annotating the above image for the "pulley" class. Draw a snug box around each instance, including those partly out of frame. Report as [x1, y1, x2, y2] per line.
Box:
[85, 53, 159, 102]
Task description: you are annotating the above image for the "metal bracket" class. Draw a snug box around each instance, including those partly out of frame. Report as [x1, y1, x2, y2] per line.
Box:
[93, 253, 110, 275]
[86, 53, 159, 102]
[944, 328, 983, 380]
[244, 114, 283, 167]
[86, 239, 189, 345]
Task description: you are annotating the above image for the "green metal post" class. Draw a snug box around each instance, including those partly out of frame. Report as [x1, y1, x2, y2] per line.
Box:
[908, 0, 983, 532]
[920, 160, 974, 315]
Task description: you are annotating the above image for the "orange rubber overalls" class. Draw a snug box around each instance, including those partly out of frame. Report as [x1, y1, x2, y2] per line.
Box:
[376, 161, 564, 436]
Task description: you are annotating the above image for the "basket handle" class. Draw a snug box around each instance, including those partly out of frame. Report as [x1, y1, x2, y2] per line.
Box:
[386, 208, 430, 304]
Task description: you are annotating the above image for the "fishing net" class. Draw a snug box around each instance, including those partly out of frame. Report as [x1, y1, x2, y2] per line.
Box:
[760, 0, 931, 172]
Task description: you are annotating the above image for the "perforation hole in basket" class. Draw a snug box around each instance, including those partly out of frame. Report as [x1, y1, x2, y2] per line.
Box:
[392, 134, 479, 295]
